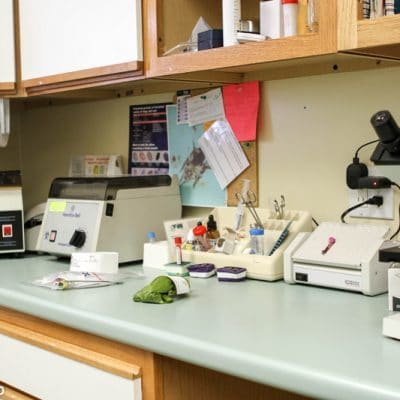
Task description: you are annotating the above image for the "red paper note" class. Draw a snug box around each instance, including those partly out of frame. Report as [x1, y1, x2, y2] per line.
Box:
[222, 81, 260, 142]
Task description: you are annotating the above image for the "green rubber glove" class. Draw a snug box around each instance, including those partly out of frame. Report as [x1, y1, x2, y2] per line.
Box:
[133, 276, 177, 304]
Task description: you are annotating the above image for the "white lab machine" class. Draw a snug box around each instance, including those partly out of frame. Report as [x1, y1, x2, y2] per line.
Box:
[37, 175, 181, 263]
[284, 222, 394, 296]
[0, 170, 24, 254]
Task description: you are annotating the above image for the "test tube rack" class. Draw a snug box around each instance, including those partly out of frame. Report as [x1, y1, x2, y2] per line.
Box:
[181, 207, 313, 281]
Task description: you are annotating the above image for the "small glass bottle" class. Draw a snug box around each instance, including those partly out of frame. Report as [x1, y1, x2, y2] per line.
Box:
[307, 0, 319, 32]
[250, 228, 265, 255]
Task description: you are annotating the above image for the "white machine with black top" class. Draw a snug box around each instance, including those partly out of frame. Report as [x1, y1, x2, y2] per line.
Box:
[0, 170, 24, 254]
[284, 222, 394, 296]
[37, 175, 181, 263]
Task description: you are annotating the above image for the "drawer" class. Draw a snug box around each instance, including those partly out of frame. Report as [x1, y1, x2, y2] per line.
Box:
[0, 333, 141, 400]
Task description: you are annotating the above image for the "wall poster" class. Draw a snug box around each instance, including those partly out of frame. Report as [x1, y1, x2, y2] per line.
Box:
[129, 103, 170, 175]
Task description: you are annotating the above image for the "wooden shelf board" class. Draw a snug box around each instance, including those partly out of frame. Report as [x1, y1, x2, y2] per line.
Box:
[147, 34, 324, 78]
[357, 15, 400, 51]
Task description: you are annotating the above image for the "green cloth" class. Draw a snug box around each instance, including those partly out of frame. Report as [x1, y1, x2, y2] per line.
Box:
[133, 276, 177, 304]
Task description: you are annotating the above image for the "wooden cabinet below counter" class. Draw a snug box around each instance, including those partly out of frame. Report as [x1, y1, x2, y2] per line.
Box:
[0, 306, 311, 400]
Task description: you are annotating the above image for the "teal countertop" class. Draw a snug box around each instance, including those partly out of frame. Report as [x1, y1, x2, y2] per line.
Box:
[0, 255, 398, 400]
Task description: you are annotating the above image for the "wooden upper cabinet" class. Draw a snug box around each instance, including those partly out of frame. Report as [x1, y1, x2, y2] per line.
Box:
[0, 0, 16, 95]
[18, 0, 144, 95]
[143, 0, 339, 78]
[338, 0, 400, 59]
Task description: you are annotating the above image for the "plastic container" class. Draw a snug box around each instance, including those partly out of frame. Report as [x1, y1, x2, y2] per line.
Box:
[250, 228, 265, 255]
[147, 231, 156, 243]
[282, 0, 298, 37]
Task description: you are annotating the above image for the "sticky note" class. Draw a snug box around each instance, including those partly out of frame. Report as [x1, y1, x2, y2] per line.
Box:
[49, 201, 67, 212]
[222, 81, 260, 142]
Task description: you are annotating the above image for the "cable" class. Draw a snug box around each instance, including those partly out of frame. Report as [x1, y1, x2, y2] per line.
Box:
[312, 217, 319, 227]
[341, 196, 383, 224]
[390, 181, 400, 240]
[354, 139, 380, 159]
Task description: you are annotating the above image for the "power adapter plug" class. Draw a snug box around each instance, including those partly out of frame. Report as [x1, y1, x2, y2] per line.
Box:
[346, 158, 368, 189]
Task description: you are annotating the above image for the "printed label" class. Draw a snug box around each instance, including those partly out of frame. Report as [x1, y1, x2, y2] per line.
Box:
[49, 201, 67, 213]
[169, 276, 190, 295]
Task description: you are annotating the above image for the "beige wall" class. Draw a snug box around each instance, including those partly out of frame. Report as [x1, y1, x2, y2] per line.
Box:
[12, 66, 400, 229]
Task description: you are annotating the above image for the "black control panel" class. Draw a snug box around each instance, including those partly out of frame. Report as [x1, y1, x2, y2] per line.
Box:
[0, 210, 24, 251]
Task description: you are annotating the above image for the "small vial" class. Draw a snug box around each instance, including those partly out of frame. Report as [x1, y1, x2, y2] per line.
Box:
[174, 236, 183, 265]
[250, 228, 265, 255]
[282, 0, 299, 37]
[147, 231, 156, 243]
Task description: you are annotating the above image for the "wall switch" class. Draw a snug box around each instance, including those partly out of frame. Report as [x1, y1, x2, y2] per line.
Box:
[348, 187, 394, 220]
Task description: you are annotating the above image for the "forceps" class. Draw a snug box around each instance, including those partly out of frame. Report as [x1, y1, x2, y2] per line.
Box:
[273, 195, 286, 219]
[235, 190, 263, 228]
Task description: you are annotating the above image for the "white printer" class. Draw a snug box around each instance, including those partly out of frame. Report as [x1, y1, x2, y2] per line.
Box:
[284, 222, 394, 296]
[37, 175, 181, 263]
[0, 170, 24, 254]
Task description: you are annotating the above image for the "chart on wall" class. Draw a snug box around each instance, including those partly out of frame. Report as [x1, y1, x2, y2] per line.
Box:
[167, 105, 226, 207]
[128, 103, 170, 176]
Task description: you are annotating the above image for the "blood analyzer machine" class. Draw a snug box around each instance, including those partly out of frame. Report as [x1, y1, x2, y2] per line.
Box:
[37, 175, 181, 263]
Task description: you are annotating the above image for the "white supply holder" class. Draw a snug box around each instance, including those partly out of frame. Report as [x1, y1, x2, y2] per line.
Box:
[182, 207, 312, 281]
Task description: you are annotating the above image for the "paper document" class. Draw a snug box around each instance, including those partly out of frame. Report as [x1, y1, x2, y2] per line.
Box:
[198, 120, 249, 189]
[187, 88, 225, 126]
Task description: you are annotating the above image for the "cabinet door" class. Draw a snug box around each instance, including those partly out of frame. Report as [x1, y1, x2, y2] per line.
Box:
[0, 0, 16, 94]
[19, 0, 143, 94]
[0, 332, 142, 400]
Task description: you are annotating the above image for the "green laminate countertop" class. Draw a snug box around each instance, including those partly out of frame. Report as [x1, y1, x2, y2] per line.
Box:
[0, 255, 398, 400]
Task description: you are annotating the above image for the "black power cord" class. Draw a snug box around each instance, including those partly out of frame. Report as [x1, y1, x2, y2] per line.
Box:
[341, 195, 383, 223]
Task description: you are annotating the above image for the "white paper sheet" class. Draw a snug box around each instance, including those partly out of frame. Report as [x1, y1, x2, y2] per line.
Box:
[187, 88, 225, 126]
[198, 119, 249, 189]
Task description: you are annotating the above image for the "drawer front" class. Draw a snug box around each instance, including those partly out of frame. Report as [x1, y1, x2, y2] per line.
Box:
[0, 333, 141, 400]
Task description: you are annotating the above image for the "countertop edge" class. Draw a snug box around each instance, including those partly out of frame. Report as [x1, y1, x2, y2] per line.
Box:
[0, 288, 398, 400]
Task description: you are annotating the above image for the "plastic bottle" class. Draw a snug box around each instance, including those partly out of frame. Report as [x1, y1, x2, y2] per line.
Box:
[282, 0, 299, 37]
[147, 231, 156, 243]
[223, 0, 241, 46]
[250, 228, 265, 255]
[174, 237, 182, 265]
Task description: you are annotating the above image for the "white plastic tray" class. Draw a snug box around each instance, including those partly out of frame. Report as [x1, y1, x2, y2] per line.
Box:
[182, 207, 312, 281]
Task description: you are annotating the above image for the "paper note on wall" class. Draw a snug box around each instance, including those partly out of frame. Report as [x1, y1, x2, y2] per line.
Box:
[167, 105, 226, 207]
[222, 81, 260, 141]
[198, 120, 250, 189]
[187, 88, 225, 126]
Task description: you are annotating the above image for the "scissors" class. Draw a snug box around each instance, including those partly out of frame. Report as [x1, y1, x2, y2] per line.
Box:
[235, 190, 263, 228]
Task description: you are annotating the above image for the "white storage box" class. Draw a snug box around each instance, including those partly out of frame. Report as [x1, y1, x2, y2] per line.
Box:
[182, 207, 312, 281]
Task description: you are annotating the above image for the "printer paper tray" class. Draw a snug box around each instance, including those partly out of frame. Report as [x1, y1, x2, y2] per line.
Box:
[293, 262, 362, 292]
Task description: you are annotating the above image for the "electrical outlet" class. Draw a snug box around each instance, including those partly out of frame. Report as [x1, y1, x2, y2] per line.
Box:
[348, 188, 394, 219]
